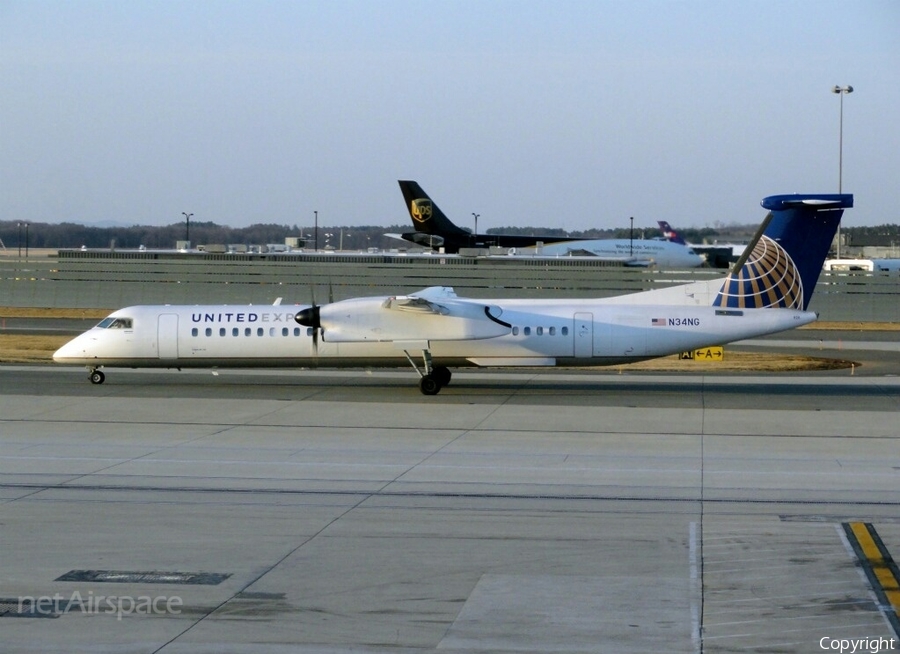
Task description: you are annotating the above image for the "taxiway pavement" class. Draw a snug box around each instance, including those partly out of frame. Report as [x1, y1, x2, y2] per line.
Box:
[1, 365, 898, 653]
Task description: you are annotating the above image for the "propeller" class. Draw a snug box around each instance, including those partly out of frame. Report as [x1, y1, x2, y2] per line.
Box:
[294, 281, 336, 360]
[295, 288, 322, 356]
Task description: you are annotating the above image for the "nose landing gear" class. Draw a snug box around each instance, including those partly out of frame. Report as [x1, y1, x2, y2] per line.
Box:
[88, 368, 105, 385]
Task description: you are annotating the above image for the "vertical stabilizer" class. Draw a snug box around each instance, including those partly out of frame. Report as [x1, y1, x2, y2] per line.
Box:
[713, 194, 852, 311]
[657, 221, 687, 245]
[398, 180, 470, 238]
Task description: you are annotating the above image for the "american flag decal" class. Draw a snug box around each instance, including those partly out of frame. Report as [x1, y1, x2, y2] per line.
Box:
[651, 318, 666, 326]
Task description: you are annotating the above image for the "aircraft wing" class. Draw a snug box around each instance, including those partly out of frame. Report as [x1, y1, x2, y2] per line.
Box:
[383, 286, 507, 324]
[384, 232, 446, 248]
[316, 287, 511, 343]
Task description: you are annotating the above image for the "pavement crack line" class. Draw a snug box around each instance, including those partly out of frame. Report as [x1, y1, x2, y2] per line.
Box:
[697, 375, 707, 654]
[387, 389, 519, 486]
[3, 415, 258, 503]
[151, 490, 374, 654]
[151, 396, 515, 653]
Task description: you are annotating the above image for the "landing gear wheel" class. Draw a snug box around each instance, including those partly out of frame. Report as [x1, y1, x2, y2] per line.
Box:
[432, 365, 452, 387]
[89, 370, 105, 385]
[419, 375, 442, 395]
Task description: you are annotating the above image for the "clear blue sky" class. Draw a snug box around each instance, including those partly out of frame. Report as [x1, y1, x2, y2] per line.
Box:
[2, 1, 897, 231]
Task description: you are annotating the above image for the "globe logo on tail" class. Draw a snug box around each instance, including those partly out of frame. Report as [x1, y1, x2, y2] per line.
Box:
[713, 235, 803, 309]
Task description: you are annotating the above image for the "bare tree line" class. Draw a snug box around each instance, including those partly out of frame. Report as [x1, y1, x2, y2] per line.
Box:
[1, 220, 897, 252]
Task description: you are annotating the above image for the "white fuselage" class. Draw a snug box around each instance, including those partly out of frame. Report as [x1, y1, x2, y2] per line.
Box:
[53, 297, 815, 371]
[534, 239, 705, 268]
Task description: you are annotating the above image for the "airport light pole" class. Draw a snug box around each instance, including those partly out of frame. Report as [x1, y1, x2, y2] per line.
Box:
[833, 85, 853, 193]
[314, 210, 318, 252]
[833, 85, 852, 259]
[182, 212, 193, 245]
[629, 217, 634, 257]
[17, 222, 22, 258]
[472, 213, 479, 247]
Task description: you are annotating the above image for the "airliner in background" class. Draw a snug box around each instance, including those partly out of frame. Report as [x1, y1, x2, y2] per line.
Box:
[395, 180, 704, 268]
[658, 219, 747, 267]
[531, 236, 703, 268]
[54, 192, 852, 394]
[657, 220, 689, 246]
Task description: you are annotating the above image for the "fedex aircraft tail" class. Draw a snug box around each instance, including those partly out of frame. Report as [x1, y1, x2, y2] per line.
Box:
[713, 194, 852, 311]
[398, 180, 470, 237]
[657, 221, 687, 245]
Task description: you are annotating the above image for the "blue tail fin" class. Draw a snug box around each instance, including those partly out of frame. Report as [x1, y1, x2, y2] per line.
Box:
[713, 194, 853, 311]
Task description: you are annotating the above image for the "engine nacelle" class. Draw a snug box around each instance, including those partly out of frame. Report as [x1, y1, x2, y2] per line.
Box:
[316, 296, 510, 343]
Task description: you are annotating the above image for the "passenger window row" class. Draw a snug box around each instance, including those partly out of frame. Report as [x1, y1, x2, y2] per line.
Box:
[192, 327, 312, 338]
[190, 325, 571, 339]
[511, 326, 569, 337]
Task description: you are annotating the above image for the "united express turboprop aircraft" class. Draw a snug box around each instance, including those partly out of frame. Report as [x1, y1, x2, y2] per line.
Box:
[54, 193, 852, 394]
[395, 180, 704, 268]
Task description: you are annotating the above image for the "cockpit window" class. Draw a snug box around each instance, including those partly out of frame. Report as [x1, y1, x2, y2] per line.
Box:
[97, 317, 133, 329]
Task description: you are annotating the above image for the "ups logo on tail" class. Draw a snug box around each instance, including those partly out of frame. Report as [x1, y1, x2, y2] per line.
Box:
[411, 199, 433, 223]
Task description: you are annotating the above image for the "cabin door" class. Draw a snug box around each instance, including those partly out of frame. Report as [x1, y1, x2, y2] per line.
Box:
[573, 312, 593, 359]
[158, 314, 179, 359]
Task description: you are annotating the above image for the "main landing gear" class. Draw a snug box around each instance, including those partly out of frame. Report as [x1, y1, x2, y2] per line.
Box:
[88, 368, 105, 384]
[402, 348, 452, 395]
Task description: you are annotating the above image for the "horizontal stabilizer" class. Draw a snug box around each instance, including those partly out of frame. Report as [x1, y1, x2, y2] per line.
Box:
[761, 194, 853, 210]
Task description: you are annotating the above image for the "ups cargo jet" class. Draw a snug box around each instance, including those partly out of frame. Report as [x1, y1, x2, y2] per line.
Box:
[395, 180, 704, 268]
[54, 193, 852, 394]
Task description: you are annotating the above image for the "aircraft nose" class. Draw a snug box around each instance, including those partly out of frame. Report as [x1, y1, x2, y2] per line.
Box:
[52, 339, 77, 362]
[53, 335, 90, 362]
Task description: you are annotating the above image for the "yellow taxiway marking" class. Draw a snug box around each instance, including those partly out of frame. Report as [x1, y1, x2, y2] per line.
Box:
[847, 522, 900, 622]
